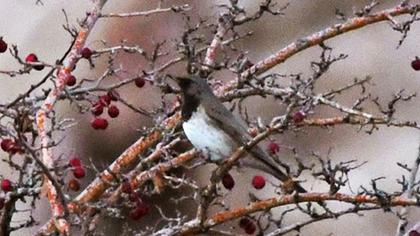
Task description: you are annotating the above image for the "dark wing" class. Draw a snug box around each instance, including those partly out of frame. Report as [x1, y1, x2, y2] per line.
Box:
[200, 85, 305, 192]
[201, 95, 251, 144]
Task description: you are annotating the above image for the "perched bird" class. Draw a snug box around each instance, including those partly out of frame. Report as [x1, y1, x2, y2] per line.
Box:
[174, 75, 306, 193]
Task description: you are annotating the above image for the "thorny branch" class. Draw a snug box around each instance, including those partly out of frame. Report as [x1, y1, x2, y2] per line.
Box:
[0, 1, 419, 236]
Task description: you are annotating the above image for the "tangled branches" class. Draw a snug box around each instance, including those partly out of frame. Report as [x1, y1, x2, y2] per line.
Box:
[0, 0, 419, 235]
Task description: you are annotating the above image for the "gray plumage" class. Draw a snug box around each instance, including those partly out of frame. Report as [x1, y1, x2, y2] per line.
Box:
[175, 76, 306, 193]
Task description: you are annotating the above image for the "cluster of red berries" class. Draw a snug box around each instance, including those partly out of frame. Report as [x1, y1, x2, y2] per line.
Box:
[412, 57, 420, 71]
[121, 179, 150, 220]
[67, 155, 85, 191]
[222, 173, 267, 191]
[62, 47, 93, 87]
[1, 138, 22, 155]
[239, 218, 257, 234]
[0, 38, 45, 71]
[90, 91, 120, 130]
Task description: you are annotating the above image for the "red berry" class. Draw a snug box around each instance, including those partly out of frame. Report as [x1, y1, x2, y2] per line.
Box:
[292, 111, 306, 123]
[121, 180, 132, 194]
[244, 221, 256, 234]
[91, 118, 108, 130]
[68, 179, 80, 191]
[107, 90, 119, 101]
[25, 53, 38, 63]
[99, 95, 112, 107]
[129, 201, 149, 220]
[239, 218, 251, 228]
[0, 139, 20, 154]
[25, 53, 44, 71]
[81, 47, 93, 59]
[69, 156, 82, 167]
[252, 175, 266, 190]
[222, 173, 235, 190]
[0, 38, 8, 53]
[66, 75, 76, 86]
[267, 142, 280, 155]
[412, 57, 420, 71]
[410, 231, 420, 236]
[91, 103, 104, 116]
[1, 139, 14, 152]
[0, 198, 5, 210]
[108, 105, 119, 118]
[9, 146, 21, 155]
[1, 179, 12, 192]
[73, 167, 86, 179]
[134, 78, 146, 88]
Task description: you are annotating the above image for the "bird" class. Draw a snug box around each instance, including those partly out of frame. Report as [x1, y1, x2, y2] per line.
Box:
[173, 75, 306, 193]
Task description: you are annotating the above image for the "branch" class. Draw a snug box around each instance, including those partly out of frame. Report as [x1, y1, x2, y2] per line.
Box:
[219, 3, 419, 93]
[73, 119, 178, 204]
[100, 4, 191, 18]
[177, 192, 420, 235]
[34, 0, 107, 234]
[202, 13, 232, 71]
[395, 143, 420, 236]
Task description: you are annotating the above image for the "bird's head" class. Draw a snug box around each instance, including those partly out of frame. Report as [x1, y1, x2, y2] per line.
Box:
[173, 76, 210, 98]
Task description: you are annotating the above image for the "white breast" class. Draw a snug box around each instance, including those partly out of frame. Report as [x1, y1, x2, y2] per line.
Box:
[182, 107, 236, 161]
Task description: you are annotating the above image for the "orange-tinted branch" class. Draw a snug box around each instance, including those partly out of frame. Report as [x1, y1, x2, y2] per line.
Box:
[220, 4, 418, 93]
[178, 192, 420, 235]
[35, 0, 107, 234]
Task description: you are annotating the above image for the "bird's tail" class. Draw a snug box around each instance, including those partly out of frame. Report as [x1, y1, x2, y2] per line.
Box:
[245, 146, 307, 193]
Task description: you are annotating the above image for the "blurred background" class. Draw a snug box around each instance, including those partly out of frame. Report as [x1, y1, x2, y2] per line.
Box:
[1, 0, 420, 235]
